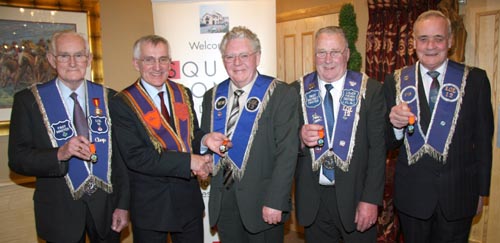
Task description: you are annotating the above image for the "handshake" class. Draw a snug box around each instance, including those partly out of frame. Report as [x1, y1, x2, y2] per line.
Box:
[191, 132, 233, 180]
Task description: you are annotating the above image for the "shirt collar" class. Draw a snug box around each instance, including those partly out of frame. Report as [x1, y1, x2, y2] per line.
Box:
[318, 71, 346, 93]
[229, 72, 258, 95]
[140, 78, 166, 99]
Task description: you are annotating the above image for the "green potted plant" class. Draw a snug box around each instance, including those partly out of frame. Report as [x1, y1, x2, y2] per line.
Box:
[339, 3, 362, 72]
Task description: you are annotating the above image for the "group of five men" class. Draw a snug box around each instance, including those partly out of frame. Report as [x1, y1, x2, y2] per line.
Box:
[8, 9, 493, 243]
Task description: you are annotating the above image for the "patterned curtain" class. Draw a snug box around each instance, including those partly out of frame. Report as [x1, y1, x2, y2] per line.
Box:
[365, 1, 439, 242]
[365, 0, 439, 82]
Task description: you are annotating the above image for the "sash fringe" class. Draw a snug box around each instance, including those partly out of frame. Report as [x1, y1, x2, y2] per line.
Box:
[396, 64, 470, 165]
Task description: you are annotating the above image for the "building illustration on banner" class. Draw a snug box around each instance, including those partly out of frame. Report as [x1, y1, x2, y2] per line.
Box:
[199, 5, 228, 34]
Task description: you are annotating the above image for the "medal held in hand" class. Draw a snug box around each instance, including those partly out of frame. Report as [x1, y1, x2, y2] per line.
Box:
[219, 139, 230, 153]
[317, 128, 325, 147]
[407, 115, 415, 135]
[89, 143, 98, 163]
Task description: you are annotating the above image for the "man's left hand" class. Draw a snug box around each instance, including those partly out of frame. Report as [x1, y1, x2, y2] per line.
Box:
[262, 206, 282, 225]
[111, 208, 129, 232]
[354, 201, 378, 232]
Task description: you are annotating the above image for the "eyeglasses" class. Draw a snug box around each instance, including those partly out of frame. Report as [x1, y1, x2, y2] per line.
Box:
[222, 52, 257, 63]
[315, 48, 347, 59]
[139, 56, 171, 66]
[54, 53, 88, 63]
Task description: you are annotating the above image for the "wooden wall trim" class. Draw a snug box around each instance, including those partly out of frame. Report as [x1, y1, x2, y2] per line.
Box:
[276, 1, 351, 23]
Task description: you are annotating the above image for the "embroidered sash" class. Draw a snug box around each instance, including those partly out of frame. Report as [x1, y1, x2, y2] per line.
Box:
[32, 79, 112, 199]
[121, 79, 193, 153]
[300, 71, 366, 172]
[211, 75, 277, 179]
[396, 61, 468, 164]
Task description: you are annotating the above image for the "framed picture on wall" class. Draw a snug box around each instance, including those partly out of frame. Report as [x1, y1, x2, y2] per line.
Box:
[0, 6, 89, 135]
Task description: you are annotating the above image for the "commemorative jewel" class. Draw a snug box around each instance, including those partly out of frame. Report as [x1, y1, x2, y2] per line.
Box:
[317, 128, 325, 147]
[323, 155, 335, 169]
[407, 115, 415, 135]
[89, 143, 98, 163]
[84, 176, 97, 195]
[93, 98, 102, 116]
[219, 139, 230, 153]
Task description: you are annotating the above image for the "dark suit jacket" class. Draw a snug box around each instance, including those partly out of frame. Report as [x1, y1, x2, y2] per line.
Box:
[8, 85, 129, 243]
[110, 80, 205, 232]
[293, 72, 387, 232]
[201, 77, 299, 234]
[384, 61, 494, 220]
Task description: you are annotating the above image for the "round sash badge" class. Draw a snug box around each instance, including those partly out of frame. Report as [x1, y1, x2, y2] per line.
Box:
[215, 96, 227, 110]
[400, 86, 418, 103]
[440, 83, 460, 102]
[246, 97, 260, 112]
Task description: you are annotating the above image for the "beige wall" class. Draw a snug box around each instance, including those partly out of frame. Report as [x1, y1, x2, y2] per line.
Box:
[277, 0, 368, 71]
[100, 0, 154, 92]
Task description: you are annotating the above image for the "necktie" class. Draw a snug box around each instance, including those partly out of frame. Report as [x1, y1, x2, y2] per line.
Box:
[70, 92, 89, 139]
[158, 91, 175, 130]
[427, 71, 440, 113]
[322, 84, 335, 182]
[223, 89, 244, 188]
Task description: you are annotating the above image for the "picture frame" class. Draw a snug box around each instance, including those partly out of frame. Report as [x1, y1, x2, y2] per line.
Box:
[0, 2, 103, 136]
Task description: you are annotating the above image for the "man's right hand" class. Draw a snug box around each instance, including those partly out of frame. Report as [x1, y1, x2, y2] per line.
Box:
[300, 124, 324, 147]
[191, 154, 213, 180]
[389, 103, 415, 129]
[57, 135, 91, 161]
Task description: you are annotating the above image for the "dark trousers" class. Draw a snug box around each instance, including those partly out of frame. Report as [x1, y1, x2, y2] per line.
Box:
[304, 186, 377, 243]
[132, 216, 203, 243]
[217, 186, 284, 243]
[398, 204, 473, 243]
[47, 196, 120, 243]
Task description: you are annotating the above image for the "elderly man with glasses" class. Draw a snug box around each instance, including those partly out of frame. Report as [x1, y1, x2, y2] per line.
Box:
[199, 26, 299, 243]
[109, 34, 217, 243]
[9, 29, 129, 243]
[293, 26, 386, 243]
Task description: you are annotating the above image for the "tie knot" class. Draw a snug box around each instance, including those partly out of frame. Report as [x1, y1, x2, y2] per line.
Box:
[325, 84, 333, 92]
[70, 92, 78, 101]
[427, 71, 440, 79]
[234, 89, 244, 97]
[158, 91, 165, 98]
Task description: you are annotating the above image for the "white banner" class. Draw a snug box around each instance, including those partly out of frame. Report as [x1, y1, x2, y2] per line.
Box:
[151, 0, 276, 242]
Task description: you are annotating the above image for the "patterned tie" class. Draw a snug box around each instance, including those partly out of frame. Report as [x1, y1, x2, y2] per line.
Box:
[427, 71, 440, 113]
[322, 84, 335, 182]
[158, 91, 175, 131]
[223, 89, 244, 188]
[70, 92, 89, 139]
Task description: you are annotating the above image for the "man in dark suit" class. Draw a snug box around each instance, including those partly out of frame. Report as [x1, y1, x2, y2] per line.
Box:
[110, 35, 213, 243]
[8, 30, 129, 243]
[384, 10, 494, 243]
[200, 26, 299, 243]
[294, 26, 386, 243]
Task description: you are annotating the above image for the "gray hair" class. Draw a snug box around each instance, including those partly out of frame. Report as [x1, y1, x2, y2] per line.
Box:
[133, 34, 171, 59]
[413, 10, 452, 37]
[315, 26, 349, 48]
[49, 30, 89, 55]
[219, 26, 261, 54]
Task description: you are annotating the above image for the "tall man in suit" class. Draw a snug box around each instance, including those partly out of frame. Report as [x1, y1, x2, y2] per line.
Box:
[384, 10, 494, 243]
[110, 35, 213, 243]
[294, 26, 386, 243]
[8, 30, 129, 243]
[201, 26, 299, 243]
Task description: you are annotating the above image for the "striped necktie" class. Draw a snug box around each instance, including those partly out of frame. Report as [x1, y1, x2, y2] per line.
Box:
[223, 89, 244, 188]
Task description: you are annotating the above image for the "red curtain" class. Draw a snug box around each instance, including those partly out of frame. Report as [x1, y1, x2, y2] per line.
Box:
[365, 0, 439, 82]
[365, 1, 439, 242]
